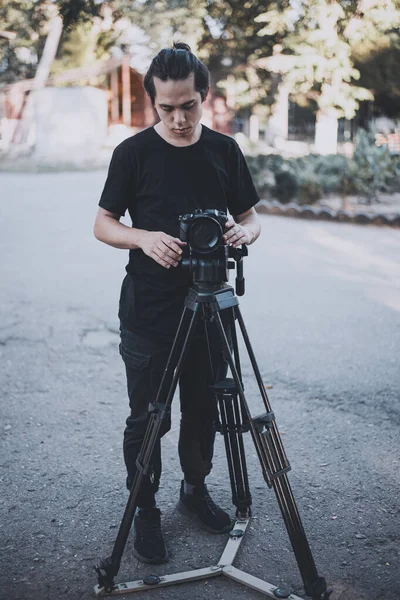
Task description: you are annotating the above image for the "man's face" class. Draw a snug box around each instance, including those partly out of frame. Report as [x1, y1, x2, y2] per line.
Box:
[153, 74, 206, 140]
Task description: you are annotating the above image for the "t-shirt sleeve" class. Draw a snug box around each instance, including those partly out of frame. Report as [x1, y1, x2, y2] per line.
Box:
[98, 141, 135, 216]
[227, 140, 260, 216]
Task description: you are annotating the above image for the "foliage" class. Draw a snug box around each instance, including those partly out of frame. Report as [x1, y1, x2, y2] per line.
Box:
[0, 1, 108, 83]
[0, 0, 207, 84]
[246, 131, 400, 205]
[131, 0, 207, 56]
[57, 0, 103, 31]
[0, 0, 50, 83]
[352, 32, 400, 119]
[2, 0, 400, 127]
[256, 1, 375, 121]
[198, 0, 290, 113]
[347, 1, 400, 118]
[272, 170, 299, 204]
[352, 128, 398, 201]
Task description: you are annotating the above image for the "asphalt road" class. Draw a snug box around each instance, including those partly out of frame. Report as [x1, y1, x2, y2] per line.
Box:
[1, 171, 399, 600]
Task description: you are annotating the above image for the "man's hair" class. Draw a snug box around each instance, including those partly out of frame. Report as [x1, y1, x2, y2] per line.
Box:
[143, 42, 210, 105]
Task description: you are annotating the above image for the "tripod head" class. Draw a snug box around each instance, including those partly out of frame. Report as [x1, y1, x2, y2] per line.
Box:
[179, 209, 248, 295]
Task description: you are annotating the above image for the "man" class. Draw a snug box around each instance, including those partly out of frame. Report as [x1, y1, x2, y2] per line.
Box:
[94, 42, 261, 565]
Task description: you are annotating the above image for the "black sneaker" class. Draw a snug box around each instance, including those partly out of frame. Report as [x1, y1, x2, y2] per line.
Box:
[133, 508, 169, 564]
[177, 481, 232, 533]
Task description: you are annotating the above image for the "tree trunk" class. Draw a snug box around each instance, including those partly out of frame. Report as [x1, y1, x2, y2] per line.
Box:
[314, 109, 338, 155]
[341, 193, 350, 211]
[14, 12, 63, 145]
[266, 82, 289, 145]
[33, 15, 63, 88]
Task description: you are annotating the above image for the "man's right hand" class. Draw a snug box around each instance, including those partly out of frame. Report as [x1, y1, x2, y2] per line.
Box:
[139, 231, 186, 269]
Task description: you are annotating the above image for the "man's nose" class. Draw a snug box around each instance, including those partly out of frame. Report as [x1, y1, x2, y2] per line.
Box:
[173, 109, 186, 124]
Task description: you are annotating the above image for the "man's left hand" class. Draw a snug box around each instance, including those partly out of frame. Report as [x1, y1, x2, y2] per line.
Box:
[223, 219, 252, 248]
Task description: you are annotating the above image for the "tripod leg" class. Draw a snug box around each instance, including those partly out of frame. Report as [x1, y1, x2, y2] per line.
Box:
[201, 308, 251, 517]
[95, 307, 200, 592]
[213, 309, 329, 600]
[216, 385, 252, 517]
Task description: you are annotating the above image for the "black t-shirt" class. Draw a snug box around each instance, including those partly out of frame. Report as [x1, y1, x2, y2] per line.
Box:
[99, 125, 260, 342]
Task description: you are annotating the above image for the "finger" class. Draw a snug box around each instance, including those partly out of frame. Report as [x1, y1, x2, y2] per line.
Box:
[162, 236, 185, 253]
[152, 249, 171, 268]
[232, 234, 247, 247]
[228, 235, 242, 246]
[171, 236, 187, 246]
[163, 235, 186, 248]
[163, 238, 182, 254]
[154, 248, 178, 268]
[162, 240, 183, 260]
[224, 225, 241, 242]
[155, 255, 172, 269]
[224, 225, 237, 239]
[225, 220, 236, 231]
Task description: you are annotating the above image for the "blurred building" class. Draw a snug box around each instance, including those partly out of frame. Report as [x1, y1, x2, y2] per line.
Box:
[0, 54, 232, 167]
[0, 56, 153, 150]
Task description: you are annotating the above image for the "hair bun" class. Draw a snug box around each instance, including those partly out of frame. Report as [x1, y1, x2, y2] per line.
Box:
[173, 42, 191, 53]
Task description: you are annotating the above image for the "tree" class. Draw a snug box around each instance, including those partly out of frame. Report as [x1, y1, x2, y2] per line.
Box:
[198, 0, 288, 112]
[256, 0, 400, 152]
[0, 1, 146, 85]
[0, 1, 51, 84]
[256, 1, 368, 152]
[354, 37, 400, 119]
[349, 1, 400, 119]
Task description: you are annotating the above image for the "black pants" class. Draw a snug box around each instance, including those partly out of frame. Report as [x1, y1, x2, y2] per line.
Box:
[119, 324, 229, 507]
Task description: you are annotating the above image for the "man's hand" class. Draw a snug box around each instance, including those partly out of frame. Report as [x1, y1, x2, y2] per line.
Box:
[223, 219, 252, 248]
[139, 231, 186, 269]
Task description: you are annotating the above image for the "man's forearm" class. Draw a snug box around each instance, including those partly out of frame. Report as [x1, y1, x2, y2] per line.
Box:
[94, 213, 146, 250]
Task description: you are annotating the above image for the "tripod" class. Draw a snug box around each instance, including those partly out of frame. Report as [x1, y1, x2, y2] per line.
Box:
[95, 251, 331, 600]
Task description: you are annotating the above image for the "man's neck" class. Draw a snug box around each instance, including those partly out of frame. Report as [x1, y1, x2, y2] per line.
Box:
[154, 122, 202, 147]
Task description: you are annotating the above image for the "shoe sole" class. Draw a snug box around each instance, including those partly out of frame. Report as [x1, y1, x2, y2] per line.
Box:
[133, 548, 169, 564]
[176, 500, 233, 534]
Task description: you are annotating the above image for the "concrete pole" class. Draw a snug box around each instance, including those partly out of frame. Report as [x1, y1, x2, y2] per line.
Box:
[122, 55, 131, 128]
[314, 109, 338, 155]
[267, 82, 289, 144]
[110, 68, 119, 123]
[226, 75, 236, 109]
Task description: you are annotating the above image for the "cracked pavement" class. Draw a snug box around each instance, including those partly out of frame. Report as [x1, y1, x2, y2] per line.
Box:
[0, 171, 399, 600]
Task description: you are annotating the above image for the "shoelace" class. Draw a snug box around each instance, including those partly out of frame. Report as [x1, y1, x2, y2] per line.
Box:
[137, 528, 164, 555]
[201, 489, 221, 516]
[141, 519, 163, 541]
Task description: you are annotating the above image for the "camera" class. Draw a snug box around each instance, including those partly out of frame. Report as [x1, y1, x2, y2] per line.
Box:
[179, 209, 246, 294]
[179, 209, 228, 254]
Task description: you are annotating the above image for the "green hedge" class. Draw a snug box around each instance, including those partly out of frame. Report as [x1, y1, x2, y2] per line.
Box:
[246, 130, 400, 205]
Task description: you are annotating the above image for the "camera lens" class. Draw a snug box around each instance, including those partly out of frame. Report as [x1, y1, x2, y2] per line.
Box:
[188, 217, 221, 253]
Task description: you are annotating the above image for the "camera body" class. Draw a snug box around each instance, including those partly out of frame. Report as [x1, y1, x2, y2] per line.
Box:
[179, 209, 228, 254]
[179, 209, 230, 286]
[178, 208, 247, 293]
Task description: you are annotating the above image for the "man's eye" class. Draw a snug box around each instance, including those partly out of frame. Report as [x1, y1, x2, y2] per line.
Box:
[184, 104, 195, 110]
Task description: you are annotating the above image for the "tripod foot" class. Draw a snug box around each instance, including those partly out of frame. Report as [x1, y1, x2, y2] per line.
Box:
[94, 556, 118, 593]
[273, 588, 291, 598]
[305, 576, 333, 600]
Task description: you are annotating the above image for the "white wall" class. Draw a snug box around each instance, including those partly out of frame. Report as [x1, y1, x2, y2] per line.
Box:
[33, 86, 108, 167]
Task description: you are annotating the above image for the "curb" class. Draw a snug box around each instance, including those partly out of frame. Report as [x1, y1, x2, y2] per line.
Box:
[255, 199, 400, 228]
